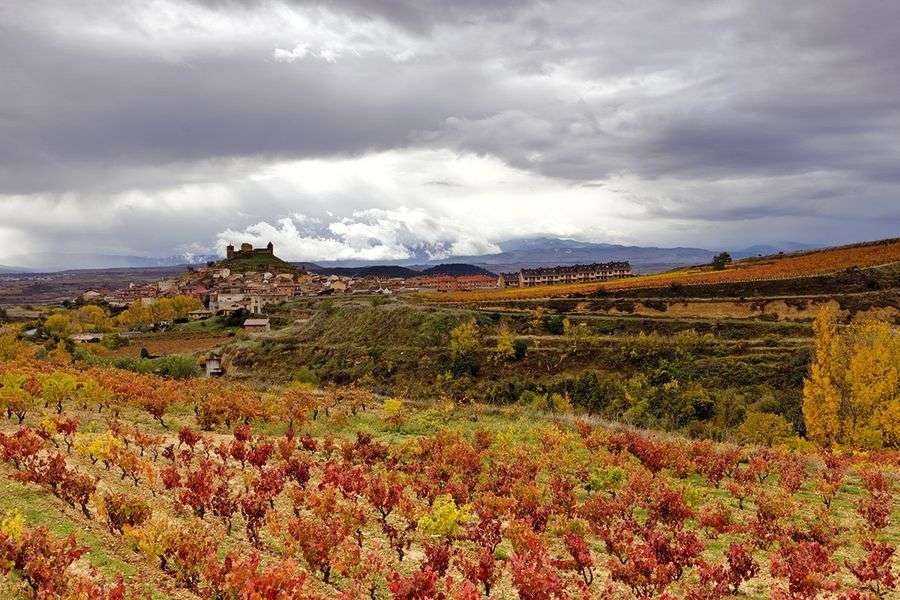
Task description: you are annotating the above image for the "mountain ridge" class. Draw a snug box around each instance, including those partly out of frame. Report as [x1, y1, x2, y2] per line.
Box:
[0, 238, 823, 273]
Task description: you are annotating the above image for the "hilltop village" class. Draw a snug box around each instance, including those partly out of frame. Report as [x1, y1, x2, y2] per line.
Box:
[84, 243, 634, 317]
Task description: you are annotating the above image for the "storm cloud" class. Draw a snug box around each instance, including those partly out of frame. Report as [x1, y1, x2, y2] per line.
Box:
[1, 0, 898, 261]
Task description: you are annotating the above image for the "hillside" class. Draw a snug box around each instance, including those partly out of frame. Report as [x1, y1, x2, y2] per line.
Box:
[217, 251, 300, 274]
[295, 263, 494, 278]
[451, 237, 716, 271]
[431, 237, 900, 302]
[418, 263, 495, 277]
[306, 265, 419, 278]
[2, 236, 898, 600]
[2, 252, 218, 272]
[0, 355, 896, 600]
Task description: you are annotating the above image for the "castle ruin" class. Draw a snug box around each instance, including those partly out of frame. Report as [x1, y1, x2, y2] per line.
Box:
[226, 241, 274, 260]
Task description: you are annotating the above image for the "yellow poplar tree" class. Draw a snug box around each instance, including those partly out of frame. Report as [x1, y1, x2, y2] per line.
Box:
[803, 305, 899, 449]
[171, 295, 201, 319]
[492, 322, 516, 363]
[449, 320, 479, 358]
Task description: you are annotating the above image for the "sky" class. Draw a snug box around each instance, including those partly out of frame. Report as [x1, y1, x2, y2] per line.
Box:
[1, 0, 899, 263]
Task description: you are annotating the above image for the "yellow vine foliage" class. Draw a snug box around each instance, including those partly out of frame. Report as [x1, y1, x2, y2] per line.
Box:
[803, 306, 900, 449]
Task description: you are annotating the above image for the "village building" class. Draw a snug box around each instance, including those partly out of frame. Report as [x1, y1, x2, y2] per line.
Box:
[498, 262, 633, 288]
[204, 353, 224, 377]
[157, 279, 178, 293]
[497, 273, 519, 288]
[408, 274, 498, 291]
[243, 318, 271, 332]
[71, 333, 104, 344]
[80, 290, 103, 301]
[188, 308, 212, 320]
[328, 279, 348, 293]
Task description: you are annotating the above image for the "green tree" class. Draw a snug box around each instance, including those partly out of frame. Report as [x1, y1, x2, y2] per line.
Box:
[711, 252, 732, 270]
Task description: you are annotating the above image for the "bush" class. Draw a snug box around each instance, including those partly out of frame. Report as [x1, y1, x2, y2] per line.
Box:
[224, 309, 250, 328]
[101, 334, 128, 350]
[155, 355, 201, 379]
[99, 492, 152, 534]
[450, 354, 479, 378]
[114, 355, 200, 379]
[734, 411, 794, 446]
[513, 338, 528, 360]
[293, 367, 320, 387]
[545, 315, 565, 335]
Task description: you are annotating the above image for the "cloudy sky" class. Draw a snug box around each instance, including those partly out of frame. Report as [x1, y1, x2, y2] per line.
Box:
[1, 0, 898, 262]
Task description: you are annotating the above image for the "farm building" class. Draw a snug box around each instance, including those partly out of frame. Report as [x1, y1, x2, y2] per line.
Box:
[243, 318, 271, 332]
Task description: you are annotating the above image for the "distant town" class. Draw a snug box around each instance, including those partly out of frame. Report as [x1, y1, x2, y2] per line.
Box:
[64, 243, 633, 319]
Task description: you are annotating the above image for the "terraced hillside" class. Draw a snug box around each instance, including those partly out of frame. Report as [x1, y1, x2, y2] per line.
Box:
[430, 238, 900, 302]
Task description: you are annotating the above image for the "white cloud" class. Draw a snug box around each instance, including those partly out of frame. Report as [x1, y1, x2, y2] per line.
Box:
[217, 206, 501, 262]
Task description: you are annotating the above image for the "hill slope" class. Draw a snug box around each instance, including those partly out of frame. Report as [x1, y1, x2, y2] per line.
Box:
[431, 237, 900, 301]
[218, 252, 300, 274]
[418, 263, 495, 277]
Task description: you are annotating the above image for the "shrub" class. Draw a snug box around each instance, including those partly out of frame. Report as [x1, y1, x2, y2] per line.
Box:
[513, 338, 528, 360]
[734, 411, 795, 446]
[293, 367, 320, 387]
[99, 492, 152, 534]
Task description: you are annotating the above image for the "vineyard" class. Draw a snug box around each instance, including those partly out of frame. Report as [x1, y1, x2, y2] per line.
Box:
[0, 358, 897, 599]
[430, 239, 900, 302]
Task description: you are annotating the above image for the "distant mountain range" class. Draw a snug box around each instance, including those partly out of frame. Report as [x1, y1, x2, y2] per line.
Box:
[0, 252, 219, 273]
[728, 242, 817, 259]
[0, 239, 824, 274]
[301, 263, 496, 278]
[305, 238, 721, 274]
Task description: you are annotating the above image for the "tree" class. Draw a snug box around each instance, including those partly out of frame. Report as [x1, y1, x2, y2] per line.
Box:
[149, 298, 176, 323]
[802, 306, 900, 449]
[171, 295, 201, 319]
[450, 320, 479, 358]
[74, 305, 111, 332]
[492, 323, 516, 363]
[562, 318, 591, 354]
[42, 372, 77, 414]
[711, 252, 732, 270]
[44, 313, 76, 339]
[0, 374, 34, 423]
[0, 330, 27, 361]
[450, 320, 480, 377]
[116, 301, 150, 329]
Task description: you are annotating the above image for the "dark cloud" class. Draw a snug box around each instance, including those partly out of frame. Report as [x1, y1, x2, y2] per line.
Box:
[0, 0, 898, 256]
[191, 0, 537, 33]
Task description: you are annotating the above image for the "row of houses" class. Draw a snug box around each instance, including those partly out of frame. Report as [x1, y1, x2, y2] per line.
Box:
[497, 262, 632, 288]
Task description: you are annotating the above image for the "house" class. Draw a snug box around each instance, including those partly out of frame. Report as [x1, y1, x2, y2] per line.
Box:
[204, 354, 224, 377]
[157, 279, 178, 293]
[506, 262, 632, 287]
[243, 318, 271, 332]
[71, 333, 104, 344]
[329, 280, 348, 293]
[497, 273, 519, 288]
[188, 308, 212, 320]
[81, 290, 103, 301]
